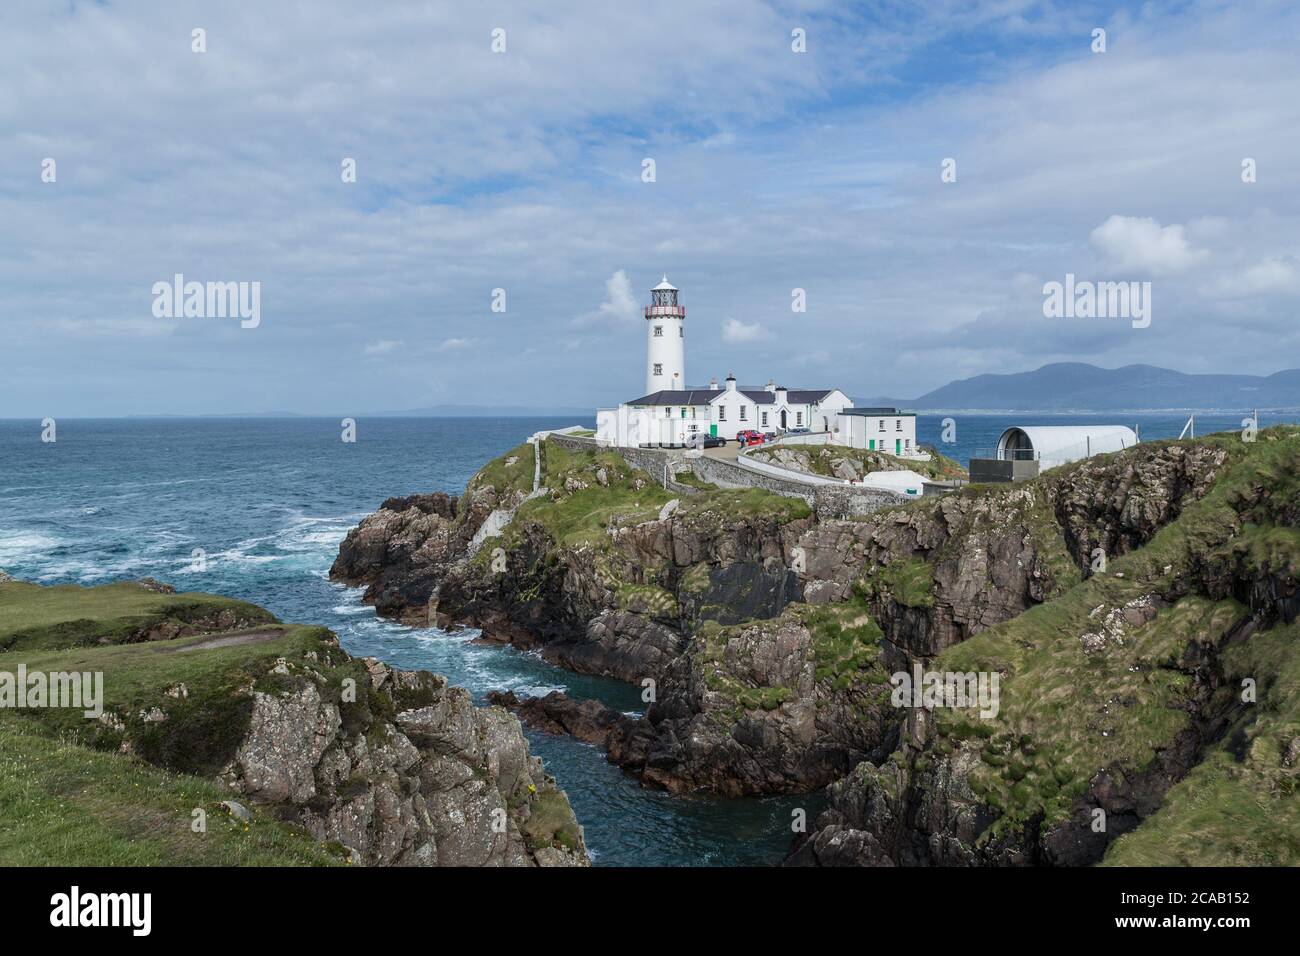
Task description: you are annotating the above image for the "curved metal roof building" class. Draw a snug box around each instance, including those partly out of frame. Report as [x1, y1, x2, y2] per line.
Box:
[996, 425, 1139, 469]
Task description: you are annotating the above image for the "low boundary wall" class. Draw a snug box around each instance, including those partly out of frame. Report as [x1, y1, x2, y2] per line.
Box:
[544, 433, 904, 517]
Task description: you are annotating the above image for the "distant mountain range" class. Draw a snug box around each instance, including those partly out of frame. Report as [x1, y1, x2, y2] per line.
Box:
[123, 404, 592, 419]
[361, 403, 591, 418]
[864, 363, 1300, 412]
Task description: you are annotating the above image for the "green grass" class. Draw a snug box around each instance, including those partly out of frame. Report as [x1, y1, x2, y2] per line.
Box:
[753, 443, 968, 481]
[1101, 620, 1300, 866]
[683, 487, 812, 522]
[521, 789, 583, 853]
[671, 471, 720, 491]
[802, 599, 886, 689]
[861, 557, 935, 609]
[0, 580, 273, 653]
[0, 579, 376, 865]
[616, 583, 679, 618]
[514, 482, 672, 547]
[0, 721, 344, 866]
[503, 441, 810, 549]
[465, 441, 535, 498]
[892, 427, 1300, 846]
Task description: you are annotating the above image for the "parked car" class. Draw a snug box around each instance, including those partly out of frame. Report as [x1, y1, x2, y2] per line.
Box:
[785, 427, 810, 435]
[693, 433, 726, 449]
[762, 431, 777, 441]
[736, 429, 766, 446]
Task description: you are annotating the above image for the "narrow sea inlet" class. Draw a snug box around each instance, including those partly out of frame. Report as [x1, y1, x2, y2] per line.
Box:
[0, 416, 815, 866]
[0, 412, 1252, 865]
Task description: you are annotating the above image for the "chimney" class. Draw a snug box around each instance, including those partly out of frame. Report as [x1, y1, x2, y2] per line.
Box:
[775, 385, 788, 405]
[725, 372, 737, 393]
[709, 377, 719, 391]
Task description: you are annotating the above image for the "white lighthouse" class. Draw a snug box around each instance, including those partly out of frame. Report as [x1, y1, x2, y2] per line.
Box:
[644, 275, 685, 394]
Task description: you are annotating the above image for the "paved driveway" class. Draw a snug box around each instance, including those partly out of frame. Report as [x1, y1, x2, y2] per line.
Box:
[702, 441, 741, 461]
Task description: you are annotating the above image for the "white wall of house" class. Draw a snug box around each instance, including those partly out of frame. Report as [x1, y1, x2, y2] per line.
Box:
[600, 388, 863, 448]
[710, 380, 754, 440]
[836, 411, 921, 458]
[810, 390, 853, 432]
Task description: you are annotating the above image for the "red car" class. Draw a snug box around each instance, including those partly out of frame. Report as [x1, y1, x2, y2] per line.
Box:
[736, 430, 766, 446]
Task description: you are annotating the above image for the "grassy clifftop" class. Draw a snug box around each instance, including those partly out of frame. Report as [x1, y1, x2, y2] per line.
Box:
[0, 578, 588, 867]
[750, 442, 968, 482]
[0, 580, 346, 865]
[807, 426, 1300, 865]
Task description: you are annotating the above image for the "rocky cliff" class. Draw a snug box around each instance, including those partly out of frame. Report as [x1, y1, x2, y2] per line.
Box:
[788, 428, 1299, 866]
[332, 441, 810, 683]
[332, 428, 1299, 865]
[0, 578, 587, 867]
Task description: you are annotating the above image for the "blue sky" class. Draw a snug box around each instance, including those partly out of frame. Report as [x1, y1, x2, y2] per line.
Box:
[2, 0, 1298, 415]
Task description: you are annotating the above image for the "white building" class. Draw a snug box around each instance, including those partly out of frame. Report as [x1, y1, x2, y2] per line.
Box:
[835, 407, 920, 458]
[596, 278, 854, 447]
[858, 469, 928, 497]
[644, 276, 686, 395]
[970, 425, 1140, 482]
[995, 425, 1139, 469]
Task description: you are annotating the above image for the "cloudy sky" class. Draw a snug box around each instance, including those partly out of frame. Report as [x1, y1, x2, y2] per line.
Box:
[3, 0, 1298, 416]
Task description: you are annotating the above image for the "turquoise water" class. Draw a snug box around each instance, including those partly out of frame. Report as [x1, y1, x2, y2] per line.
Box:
[0, 412, 1281, 864]
[0, 417, 814, 866]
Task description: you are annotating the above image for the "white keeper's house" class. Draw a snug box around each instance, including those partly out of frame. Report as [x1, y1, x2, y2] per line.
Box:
[595, 277, 918, 453]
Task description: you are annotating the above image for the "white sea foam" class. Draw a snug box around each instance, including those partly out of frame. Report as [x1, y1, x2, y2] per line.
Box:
[330, 603, 374, 616]
[0, 531, 62, 561]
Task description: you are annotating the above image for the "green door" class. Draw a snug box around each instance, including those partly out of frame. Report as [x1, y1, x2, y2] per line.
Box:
[710, 424, 717, 437]
[869, 439, 875, 450]
[895, 439, 902, 455]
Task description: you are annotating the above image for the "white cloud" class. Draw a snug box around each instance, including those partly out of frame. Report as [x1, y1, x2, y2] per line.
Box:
[363, 339, 401, 355]
[4, 2, 1300, 414]
[721, 317, 769, 343]
[570, 269, 639, 328]
[436, 337, 473, 352]
[1206, 256, 1300, 298]
[1089, 215, 1208, 276]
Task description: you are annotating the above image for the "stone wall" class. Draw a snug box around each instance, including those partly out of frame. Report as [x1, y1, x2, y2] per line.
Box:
[543, 434, 902, 517]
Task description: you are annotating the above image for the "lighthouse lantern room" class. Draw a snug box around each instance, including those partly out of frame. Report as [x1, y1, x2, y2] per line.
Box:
[644, 275, 686, 394]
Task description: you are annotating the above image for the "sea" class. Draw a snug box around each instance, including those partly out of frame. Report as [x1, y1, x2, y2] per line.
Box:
[0, 410, 1279, 865]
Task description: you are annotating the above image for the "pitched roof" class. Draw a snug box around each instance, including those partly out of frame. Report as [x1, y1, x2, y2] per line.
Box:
[626, 386, 841, 406]
[786, 389, 836, 404]
[626, 389, 720, 405]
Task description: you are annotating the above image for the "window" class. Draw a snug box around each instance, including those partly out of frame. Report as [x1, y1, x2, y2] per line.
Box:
[679, 327, 683, 337]
[740, 406, 747, 421]
[895, 419, 902, 431]
[653, 363, 662, 376]
[905, 439, 911, 451]
[654, 326, 663, 337]
[878, 420, 885, 430]
[796, 411, 803, 425]
[761, 411, 768, 426]
[719, 406, 727, 421]
[664, 407, 672, 418]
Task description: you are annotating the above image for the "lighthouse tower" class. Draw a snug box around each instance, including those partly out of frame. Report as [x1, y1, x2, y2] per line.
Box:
[645, 276, 685, 394]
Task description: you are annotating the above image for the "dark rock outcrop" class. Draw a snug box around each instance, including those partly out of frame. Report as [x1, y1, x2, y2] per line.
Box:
[218, 648, 588, 867]
[791, 432, 1298, 866]
[332, 435, 1252, 817]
